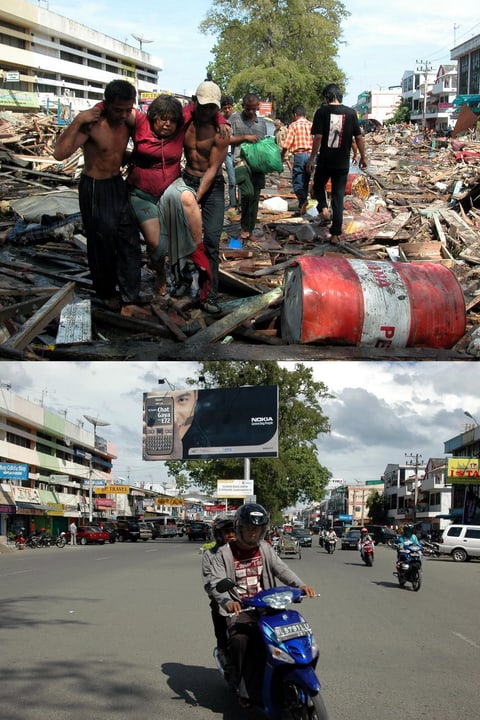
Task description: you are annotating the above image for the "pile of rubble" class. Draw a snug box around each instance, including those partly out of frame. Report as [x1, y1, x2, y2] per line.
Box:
[0, 113, 479, 361]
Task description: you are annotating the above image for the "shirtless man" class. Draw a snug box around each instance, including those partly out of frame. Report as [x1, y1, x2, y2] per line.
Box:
[175, 81, 230, 313]
[53, 80, 141, 309]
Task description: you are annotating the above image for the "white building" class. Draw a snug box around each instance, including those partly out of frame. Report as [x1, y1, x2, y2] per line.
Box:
[352, 89, 402, 125]
[0, 0, 163, 112]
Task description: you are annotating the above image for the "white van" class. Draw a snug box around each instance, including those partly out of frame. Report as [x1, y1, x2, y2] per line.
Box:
[437, 524, 480, 562]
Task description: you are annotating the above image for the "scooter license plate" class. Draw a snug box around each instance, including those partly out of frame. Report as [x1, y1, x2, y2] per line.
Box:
[274, 621, 311, 640]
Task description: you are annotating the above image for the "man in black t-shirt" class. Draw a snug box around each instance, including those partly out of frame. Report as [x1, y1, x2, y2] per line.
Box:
[306, 84, 367, 244]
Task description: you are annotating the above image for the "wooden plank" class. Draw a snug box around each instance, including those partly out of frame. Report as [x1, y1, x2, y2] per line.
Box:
[373, 212, 411, 240]
[0, 295, 51, 322]
[55, 300, 92, 345]
[151, 305, 188, 341]
[183, 287, 283, 346]
[3, 282, 76, 350]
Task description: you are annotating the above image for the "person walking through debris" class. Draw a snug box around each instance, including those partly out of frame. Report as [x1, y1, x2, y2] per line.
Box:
[173, 80, 230, 314]
[281, 104, 313, 215]
[306, 83, 367, 244]
[229, 93, 267, 243]
[53, 80, 141, 311]
[273, 119, 287, 150]
[122, 89, 228, 304]
[221, 95, 237, 210]
[126, 94, 210, 298]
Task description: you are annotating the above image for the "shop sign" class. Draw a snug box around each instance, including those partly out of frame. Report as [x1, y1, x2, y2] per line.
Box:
[0, 463, 29, 480]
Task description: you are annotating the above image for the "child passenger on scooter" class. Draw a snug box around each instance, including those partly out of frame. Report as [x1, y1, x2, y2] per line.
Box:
[201, 516, 237, 659]
[209, 503, 317, 709]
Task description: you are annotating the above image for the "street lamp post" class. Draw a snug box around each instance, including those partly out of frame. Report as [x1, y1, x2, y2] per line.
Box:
[464, 411, 480, 426]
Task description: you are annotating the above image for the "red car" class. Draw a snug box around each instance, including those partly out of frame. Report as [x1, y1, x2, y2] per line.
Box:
[67, 525, 110, 545]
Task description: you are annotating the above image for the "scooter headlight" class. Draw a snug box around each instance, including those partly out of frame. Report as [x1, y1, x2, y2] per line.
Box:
[263, 590, 295, 609]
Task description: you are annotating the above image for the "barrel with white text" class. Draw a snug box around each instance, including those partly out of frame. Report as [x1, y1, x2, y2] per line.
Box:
[281, 256, 465, 348]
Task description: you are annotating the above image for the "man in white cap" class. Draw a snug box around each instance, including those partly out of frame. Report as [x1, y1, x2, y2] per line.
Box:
[178, 80, 230, 313]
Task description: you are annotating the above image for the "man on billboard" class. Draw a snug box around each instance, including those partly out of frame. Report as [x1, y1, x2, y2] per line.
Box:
[143, 386, 278, 461]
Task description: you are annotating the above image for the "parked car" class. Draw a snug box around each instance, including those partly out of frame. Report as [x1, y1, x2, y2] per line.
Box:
[437, 524, 480, 562]
[116, 519, 141, 542]
[138, 521, 153, 541]
[97, 520, 116, 543]
[143, 521, 160, 540]
[186, 521, 212, 542]
[291, 528, 312, 547]
[66, 525, 109, 545]
[341, 528, 362, 550]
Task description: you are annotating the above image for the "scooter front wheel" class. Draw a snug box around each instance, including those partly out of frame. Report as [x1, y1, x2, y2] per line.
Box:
[411, 569, 422, 592]
[283, 683, 329, 720]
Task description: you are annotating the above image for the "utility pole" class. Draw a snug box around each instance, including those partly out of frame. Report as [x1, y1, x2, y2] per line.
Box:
[415, 59, 432, 130]
[405, 452, 423, 523]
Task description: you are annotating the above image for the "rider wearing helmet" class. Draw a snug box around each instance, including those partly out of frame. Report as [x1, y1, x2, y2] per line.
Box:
[357, 526, 374, 555]
[202, 515, 236, 656]
[397, 524, 420, 548]
[210, 503, 316, 707]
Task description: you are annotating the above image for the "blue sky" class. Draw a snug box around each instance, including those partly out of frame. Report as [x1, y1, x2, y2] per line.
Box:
[2, 362, 478, 492]
[50, 0, 480, 105]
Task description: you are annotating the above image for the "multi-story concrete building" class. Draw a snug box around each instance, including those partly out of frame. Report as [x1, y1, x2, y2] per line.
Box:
[352, 89, 402, 125]
[0, 0, 163, 113]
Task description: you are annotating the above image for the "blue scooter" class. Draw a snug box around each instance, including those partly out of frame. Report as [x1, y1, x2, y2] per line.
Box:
[214, 579, 329, 719]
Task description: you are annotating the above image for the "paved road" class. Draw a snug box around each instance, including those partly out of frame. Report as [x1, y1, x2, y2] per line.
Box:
[0, 538, 478, 720]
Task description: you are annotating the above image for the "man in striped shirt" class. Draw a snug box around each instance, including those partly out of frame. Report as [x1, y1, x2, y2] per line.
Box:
[281, 105, 313, 215]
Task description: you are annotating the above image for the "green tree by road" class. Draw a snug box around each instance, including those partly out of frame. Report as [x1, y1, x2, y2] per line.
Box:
[199, 0, 349, 120]
[166, 361, 333, 514]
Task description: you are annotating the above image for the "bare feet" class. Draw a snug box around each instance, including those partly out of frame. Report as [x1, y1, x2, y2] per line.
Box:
[329, 235, 341, 245]
[321, 207, 330, 221]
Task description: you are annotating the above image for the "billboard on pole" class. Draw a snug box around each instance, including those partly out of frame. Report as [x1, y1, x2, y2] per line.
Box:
[143, 385, 278, 461]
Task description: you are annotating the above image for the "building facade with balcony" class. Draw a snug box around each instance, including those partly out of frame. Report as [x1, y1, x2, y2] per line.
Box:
[0, 0, 163, 113]
[0, 384, 185, 542]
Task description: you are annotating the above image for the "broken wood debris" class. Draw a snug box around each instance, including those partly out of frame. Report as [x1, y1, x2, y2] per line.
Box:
[0, 113, 480, 359]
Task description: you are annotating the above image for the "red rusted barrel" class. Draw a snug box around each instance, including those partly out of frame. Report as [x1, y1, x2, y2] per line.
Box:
[281, 256, 466, 348]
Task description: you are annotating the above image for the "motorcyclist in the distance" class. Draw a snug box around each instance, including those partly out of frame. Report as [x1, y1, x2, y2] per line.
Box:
[357, 526, 374, 560]
[210, 503, 316, 709]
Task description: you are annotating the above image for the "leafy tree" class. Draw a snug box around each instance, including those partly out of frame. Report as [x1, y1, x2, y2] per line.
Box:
[199, 0, 349, 120]
[385, 102, 410, 126]
[165, 361, 333, 515]
[366, 491, 388, 524]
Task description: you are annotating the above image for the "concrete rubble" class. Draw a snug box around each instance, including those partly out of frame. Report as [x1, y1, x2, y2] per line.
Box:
[0, 111, 479, 361]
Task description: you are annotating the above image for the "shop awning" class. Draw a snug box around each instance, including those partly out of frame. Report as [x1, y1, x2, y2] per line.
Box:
[15, 502, 50, 511]
[452, 94, 480, 106]
[435, 509, 463, 519]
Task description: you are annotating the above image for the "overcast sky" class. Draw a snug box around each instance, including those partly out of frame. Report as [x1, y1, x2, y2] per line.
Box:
[1, 362, 476, 494]
[50, 0, 480, 105]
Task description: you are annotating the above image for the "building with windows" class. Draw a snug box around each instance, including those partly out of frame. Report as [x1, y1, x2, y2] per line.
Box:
[0, 0, 163, 113]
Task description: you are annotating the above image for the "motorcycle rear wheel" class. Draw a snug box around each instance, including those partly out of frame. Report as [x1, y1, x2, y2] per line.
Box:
[283, 683, 329, 720]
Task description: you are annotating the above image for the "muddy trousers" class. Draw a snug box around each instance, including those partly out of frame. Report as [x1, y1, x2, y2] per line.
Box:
[182, 172, 225, 300]
[79, 174, 141, 303]
[312, 165, 349, 236]
[234, 164, 265, 234]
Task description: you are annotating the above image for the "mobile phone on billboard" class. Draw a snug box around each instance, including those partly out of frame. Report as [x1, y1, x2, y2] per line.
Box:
[144, 396, 174, 457]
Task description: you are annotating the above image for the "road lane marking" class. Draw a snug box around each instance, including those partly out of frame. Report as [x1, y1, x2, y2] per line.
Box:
[452, 632, 480, 649]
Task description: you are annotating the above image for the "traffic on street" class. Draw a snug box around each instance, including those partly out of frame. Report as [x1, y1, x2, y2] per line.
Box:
[0, 535, 478, 720]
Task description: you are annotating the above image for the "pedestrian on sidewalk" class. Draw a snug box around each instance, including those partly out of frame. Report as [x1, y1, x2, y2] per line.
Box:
[69, 521, 77, 546]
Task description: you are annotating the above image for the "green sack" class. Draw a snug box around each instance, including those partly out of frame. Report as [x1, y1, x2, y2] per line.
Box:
[240, 136, 284, 174]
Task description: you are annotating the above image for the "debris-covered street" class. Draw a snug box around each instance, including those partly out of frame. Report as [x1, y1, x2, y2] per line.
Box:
[1, 111, 479, 361]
